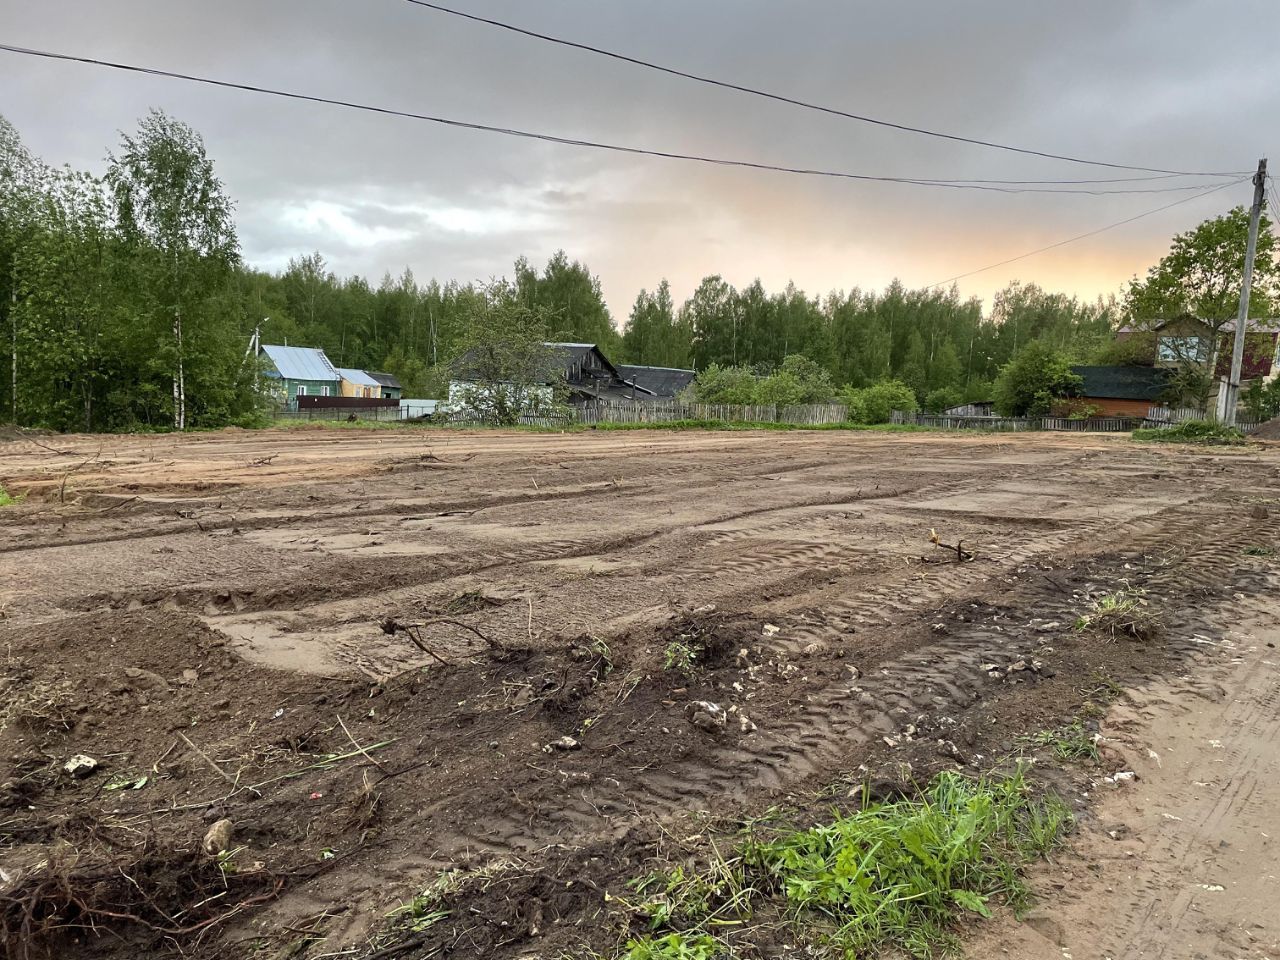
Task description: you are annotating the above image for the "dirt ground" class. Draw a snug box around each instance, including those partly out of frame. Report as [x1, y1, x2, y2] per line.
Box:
[1, 425, 1278, 960]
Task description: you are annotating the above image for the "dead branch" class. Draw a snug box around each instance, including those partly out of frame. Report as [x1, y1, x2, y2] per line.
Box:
[178, 732, 259, 798]
[379, 618, 451, 665]
[247, 454, 277, 467]
[928, 527, 974, 563]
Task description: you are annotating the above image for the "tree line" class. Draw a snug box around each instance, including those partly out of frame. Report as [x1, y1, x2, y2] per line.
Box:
[3, 109, 1273, 432]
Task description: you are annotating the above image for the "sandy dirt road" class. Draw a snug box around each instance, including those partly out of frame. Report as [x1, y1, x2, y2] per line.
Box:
[0, 426, 1277, 959]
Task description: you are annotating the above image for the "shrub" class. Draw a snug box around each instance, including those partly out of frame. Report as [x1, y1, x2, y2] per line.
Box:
[1131, 419, 1245, 445]
[924, 386, 963, 414]
[840, 380, 918, 424]
[688, 364, 758, 405]
[992, 342, 1083, 417]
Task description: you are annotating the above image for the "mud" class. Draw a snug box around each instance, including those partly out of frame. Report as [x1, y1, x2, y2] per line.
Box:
[0, 426, 1277, 959]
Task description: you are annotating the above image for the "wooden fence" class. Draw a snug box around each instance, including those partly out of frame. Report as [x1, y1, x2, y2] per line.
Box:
[578, 400, 848, 425]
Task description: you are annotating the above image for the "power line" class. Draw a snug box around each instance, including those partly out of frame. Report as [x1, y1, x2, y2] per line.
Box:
[0, 43, 1239, 196]
[927, 177, 1248, 288]
[400, 0, 1247, 180]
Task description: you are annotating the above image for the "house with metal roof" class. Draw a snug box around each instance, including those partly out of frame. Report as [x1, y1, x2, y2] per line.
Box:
[337, 368, 381, 399]
[616, 364, 696, 400]
[260, 345, 341, 404]
[449, 342, 654, 406]
[367, 371, 403, 400]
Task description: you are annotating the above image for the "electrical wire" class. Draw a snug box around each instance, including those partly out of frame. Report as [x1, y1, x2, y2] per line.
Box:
[400, 0, 1248, 180]
[927, 177, 1249, 288]
[0, 43, 1239, 196]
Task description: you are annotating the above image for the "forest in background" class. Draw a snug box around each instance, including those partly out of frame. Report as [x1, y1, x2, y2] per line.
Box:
[2, 110, 1274, 432]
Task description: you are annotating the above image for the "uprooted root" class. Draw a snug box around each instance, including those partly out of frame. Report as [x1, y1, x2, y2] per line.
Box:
[1, 827, 282, 957]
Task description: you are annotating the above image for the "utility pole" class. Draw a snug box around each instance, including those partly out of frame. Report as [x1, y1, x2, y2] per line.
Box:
[1222, 158, 1268, 425]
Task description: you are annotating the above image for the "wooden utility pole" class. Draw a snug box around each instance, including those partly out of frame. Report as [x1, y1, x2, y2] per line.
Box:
[1222, 158, 1268, 425]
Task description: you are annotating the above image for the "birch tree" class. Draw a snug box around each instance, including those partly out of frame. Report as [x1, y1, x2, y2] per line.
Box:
[108, 110, 238, 430]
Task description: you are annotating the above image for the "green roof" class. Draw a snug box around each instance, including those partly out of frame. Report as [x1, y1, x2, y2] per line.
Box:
[1071, 365, 1171, 401]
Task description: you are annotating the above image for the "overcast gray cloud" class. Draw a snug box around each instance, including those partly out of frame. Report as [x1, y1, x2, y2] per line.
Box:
[3, 0, 1277, 316]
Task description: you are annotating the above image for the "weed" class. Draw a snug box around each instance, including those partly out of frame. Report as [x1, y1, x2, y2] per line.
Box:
[739, 767, 1070, 958]
[1243, 545, 1276, 557]
[1131, 420, 1246, 445]
[1075, 588, 1162, 641]
[621, 932, 724, 960]
[0, 485, 23, 507]
[1018, 720, 1100, 763]
[663, 641, 697, 676]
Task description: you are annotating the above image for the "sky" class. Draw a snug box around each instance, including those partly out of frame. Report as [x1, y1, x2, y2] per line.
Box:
[3, 0, 1278, 321]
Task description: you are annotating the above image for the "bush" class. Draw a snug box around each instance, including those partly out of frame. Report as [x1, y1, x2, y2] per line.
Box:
[1131, 419, 1245, 445]
[924, 386, 963, 414]
[992, 342, 1083, 417]
[840, 379, 918, 424]
[688, 364, 758, 405]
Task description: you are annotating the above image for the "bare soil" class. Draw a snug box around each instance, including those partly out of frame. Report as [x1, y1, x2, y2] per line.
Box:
[1, 425, 1277, 959]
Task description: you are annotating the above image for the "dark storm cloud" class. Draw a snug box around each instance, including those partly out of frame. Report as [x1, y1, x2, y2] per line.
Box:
[2, 0, 1277, 315]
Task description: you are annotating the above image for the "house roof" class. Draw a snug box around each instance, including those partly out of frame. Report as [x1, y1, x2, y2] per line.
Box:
[1118, 317, 1280, 335]
[367, 371, 402, 390]
[337, 368, 381, 388]
[452, 342, 622, 385]
[616, 364, 696, 398]
[1072, 365, 1172, 401]
[261, 344, 339, 382]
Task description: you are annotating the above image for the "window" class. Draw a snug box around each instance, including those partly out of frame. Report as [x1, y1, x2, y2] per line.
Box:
[296, 385, 307, 396]
[1158, 336, 1210, 363]
[322, 386, 330, 397]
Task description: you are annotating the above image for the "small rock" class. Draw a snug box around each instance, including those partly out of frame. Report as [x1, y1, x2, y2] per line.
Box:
[202, 819, 234, 856]
[1250, 505, 1269, 520]
[762, 623, 780, 637]
[180, 669, 199, 685]
[738, 713, 757, 733]
[1035, 621, 1062, 633]
[1110, 770, 1138, 784]
[800, 641, 822, 657]
[692, 603, 717, 616]
[543, 736, 580, 753]
[686, 700, 727, 733]
[63, 755, 98, 778]
[1106, 824, 1130, 840]
[845, 665, 861, 681]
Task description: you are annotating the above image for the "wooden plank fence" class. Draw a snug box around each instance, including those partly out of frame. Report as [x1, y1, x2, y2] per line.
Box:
[579, 400, 848, 425]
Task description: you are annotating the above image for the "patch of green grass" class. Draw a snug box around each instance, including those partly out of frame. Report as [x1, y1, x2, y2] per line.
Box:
[0, 485, 23, 507]
[741, 769, 1070, 957]
[1075, 588, 1162, 641]
[1243, 545, 1276, 557]
[1017, 720, 1100, 763]
[386, 858, 524, 933]
[1131, 419, 1246, 445]
[609, 769, 1070, 960]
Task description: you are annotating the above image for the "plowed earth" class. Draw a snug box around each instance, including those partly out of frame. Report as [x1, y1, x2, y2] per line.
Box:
[1, 426, 1278, 959]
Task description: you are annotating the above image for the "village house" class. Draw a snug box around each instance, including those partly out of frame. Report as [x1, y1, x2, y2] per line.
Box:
[448, 342, 660, 408]
[337, 368, 381, 399]
[260, 344, 341, 406]
[368, 372, 403, 400]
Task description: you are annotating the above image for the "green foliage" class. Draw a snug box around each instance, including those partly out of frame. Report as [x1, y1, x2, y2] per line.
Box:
[1126, 207, 1279, 324]
[1131, 419, 1246, 446]
[923, 386, 963, 414]
[1243, 377, 1280, 422]
[687, 364, 759, 405]
[0, 484, 22, 507]
[742, 769, 1070, 958]
[622, 933, 723, 960]
[663, 641, 697, 676]
[446, 281, 567, 425]
[840, 379, 918, 424]
[992, 342, 1083, 417]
